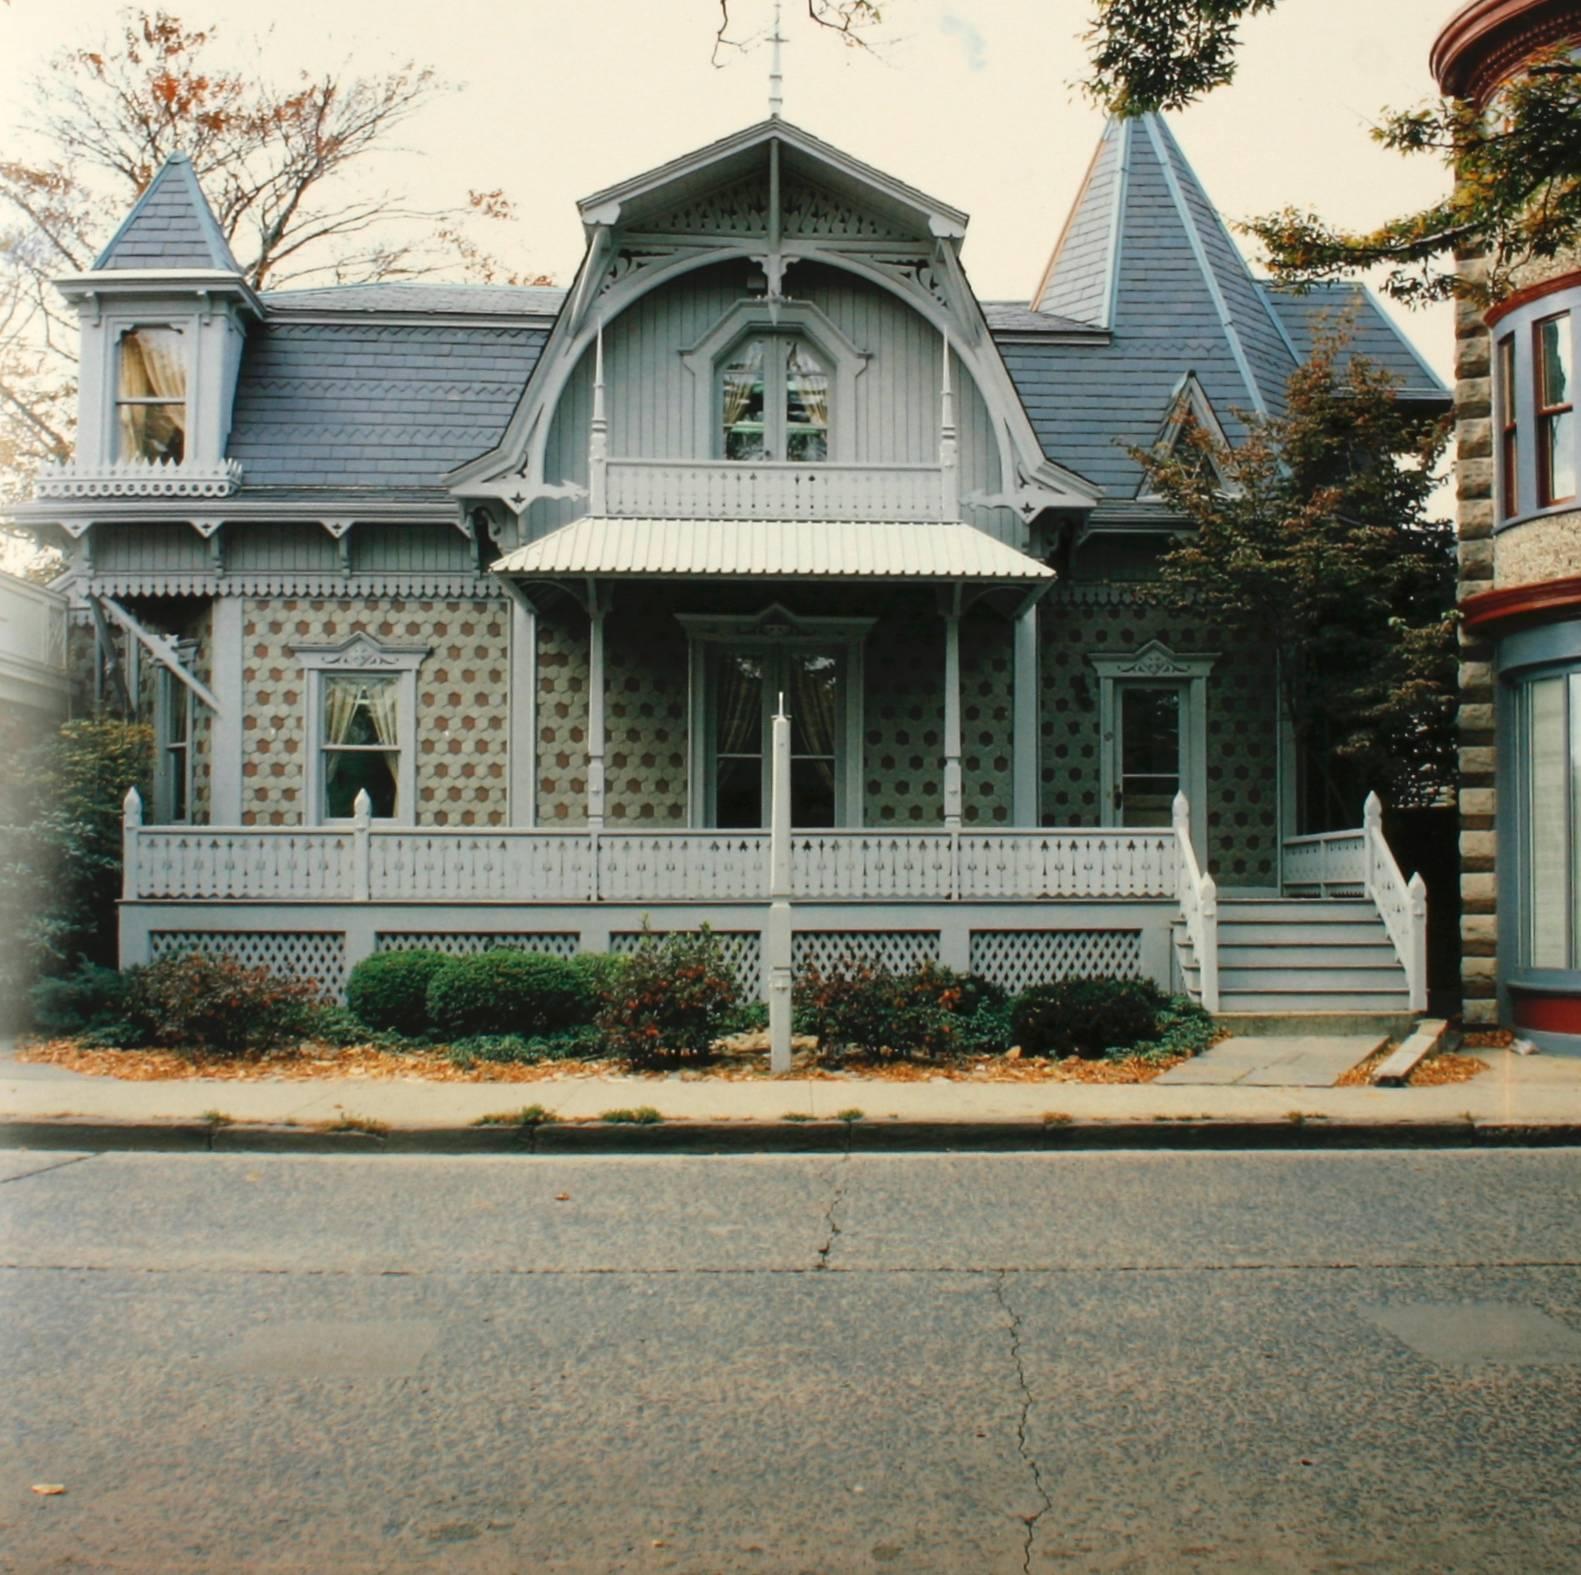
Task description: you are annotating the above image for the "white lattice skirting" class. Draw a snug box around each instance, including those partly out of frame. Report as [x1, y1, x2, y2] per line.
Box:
[376, 932, 580, 958]
[969, 930, 1143, 994]
[149, 930, 347, 998]
[611, 930, 764, 996]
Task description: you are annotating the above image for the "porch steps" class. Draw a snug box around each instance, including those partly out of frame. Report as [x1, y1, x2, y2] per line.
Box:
[1174, 898, 1412, 1017]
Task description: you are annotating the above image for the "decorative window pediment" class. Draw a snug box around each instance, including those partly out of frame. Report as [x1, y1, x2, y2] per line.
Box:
[290, 632, 430, 672]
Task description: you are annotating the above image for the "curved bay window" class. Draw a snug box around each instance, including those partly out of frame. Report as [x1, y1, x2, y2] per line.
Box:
[720, 336, 829, 462]
[1513, 665, 1581, 971]
[1492, 291, 1581, 525]
[116, 326, 187, 463]
[1536, 312, 1575, 508]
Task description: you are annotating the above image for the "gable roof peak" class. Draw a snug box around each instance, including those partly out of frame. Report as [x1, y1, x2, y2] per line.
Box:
[93, 150, 242, 275]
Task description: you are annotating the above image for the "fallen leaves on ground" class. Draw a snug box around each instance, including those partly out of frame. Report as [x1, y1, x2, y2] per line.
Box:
[17, 1038, 1184, 1085]
[1460, 1027, 1515, 1049]
[1337, 1043, 1488, 1087]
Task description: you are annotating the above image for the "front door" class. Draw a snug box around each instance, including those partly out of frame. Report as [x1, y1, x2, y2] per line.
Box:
[1113, 683, 1183, 827]
[708, 644, 844, 828]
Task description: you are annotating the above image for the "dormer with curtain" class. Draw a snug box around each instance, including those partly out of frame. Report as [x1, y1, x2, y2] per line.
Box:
[36, 151, 259, 501]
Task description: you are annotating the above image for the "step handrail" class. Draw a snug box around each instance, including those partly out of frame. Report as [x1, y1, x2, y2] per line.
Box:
[1173, 792, 1219, 1013]
[1362, 792, 1428, 1013]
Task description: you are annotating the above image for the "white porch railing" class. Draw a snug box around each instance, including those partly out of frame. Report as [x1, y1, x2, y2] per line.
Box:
[603, 458, 946, 522]
[122, 796, 1181, 907]
[1280, 829, 1366, 897]
[1173, 792, 1218, 1013]
[34, 457, 243, 499]
[1361, 792, 1429, 1013]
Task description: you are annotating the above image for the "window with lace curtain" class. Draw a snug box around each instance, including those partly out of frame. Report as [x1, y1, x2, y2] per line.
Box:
[720, 335, 829, 462]
[294, 637, 427, 826]
[116, 326, 187, 463]
[321, 675, 402, 820]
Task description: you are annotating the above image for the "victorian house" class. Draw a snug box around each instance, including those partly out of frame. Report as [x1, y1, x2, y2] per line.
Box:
[15, 106, 1448, 1019]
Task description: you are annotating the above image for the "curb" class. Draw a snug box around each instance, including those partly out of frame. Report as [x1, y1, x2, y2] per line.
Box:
[5, 1116, 1581, 1154]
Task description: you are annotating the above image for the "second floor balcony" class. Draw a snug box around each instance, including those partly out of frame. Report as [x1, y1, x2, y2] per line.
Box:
[600, 457, 949, 522]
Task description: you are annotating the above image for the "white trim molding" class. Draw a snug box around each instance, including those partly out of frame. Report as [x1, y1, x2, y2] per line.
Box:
[291, 633, 430, 827]
[1091, 640, 1218, 858]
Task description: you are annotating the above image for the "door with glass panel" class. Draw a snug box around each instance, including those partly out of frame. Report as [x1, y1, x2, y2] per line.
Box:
[1112, 683, 1183, 827]
[708, 644, 843, 827]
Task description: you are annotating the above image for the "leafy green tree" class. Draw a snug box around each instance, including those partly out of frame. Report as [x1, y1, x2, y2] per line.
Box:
[0, 717, 152, 1009]
[1135, 333, 1457, 825]
[1083, 1, 1581, 307]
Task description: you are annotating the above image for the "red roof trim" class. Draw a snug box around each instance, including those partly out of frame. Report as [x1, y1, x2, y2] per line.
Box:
[1461, 573, 1581, 635]
[1431, 0, 1579, 105]
[1484, 269, 1581, 329]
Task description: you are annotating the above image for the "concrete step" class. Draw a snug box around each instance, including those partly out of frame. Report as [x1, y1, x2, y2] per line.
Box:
[1212, 1010, 1419, 1038]
[1219, 990, 1410, 1013]
[1216, 922, 1389, 946]
[1218, 944, 1400, 968]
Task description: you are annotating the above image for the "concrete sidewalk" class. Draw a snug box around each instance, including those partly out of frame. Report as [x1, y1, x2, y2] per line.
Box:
[4, 1036, 1580, 1151]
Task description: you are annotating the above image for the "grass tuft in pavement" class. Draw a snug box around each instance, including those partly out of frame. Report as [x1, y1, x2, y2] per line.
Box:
[600, 1106, 664, 1125]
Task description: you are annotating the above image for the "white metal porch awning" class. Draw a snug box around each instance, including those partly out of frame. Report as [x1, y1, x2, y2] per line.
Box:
[491, 517, 1056, 584]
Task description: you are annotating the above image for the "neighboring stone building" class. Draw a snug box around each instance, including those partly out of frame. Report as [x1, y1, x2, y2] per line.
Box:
[13, 109, 1446, 1016]
[1433, 0, 1581, 1050]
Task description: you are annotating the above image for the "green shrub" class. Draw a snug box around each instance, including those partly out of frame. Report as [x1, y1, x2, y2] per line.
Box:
[29, 961, 129, 1035]
[797, 961, 1005, 1060]
[345, 948, 449, 1036]
[0, 717, 152, 1016]
[595, 929, 739, 1066]
[1117, 996, 1216, 1062]
[1010, 976, 1169, 1059]
[445, 1024, 603, 1066]
[123, 951, 322, 1055]
[569, 950, 628, 999]
[425, 949, 594, 1040]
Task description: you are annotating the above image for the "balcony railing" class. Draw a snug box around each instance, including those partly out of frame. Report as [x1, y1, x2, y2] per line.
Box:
[602, 458, 946, 522]
[35, 457, 243, 500]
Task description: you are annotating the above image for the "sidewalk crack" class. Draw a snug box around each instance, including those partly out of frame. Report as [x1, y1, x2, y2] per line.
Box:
[994, 1271, 1051, 1573]
[814, 1155, 850, 1271]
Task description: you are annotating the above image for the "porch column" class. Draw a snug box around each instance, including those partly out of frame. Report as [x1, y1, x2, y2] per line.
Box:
[1012, 594, 1042, 825]
[942, 605, 963, 830]
[586, 584, 606, 828]
[209, 596, 244, 823]
[508, 593, 537, 826]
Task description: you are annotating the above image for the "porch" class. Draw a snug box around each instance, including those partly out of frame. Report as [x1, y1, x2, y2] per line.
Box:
[118, 793, 1428, 1020]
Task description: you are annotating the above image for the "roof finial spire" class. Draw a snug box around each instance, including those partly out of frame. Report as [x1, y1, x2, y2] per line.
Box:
[768, 0, 785, 118]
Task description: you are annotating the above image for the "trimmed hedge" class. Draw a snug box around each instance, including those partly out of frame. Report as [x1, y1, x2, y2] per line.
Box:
[1010, 976, 1168, 1059]
[345, 949, 450, 1037]
[425, 949, 594, 1039]
[124, 951, 322, 1055]
[796, 961, 1010, 1060]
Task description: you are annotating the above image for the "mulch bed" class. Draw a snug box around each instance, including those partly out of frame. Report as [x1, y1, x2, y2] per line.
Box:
[1335, 1042, 1489, 1088]
[16, 1038, 1186, 1085]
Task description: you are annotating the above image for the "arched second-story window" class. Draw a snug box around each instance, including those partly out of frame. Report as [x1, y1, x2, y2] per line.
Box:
[720, 335, 829, 462]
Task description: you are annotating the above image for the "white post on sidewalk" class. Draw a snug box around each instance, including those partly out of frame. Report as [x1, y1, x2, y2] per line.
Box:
[766, 696, 793, 1074]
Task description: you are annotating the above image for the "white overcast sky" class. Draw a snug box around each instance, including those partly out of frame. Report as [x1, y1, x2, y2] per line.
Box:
[1, 0, 1458, 378]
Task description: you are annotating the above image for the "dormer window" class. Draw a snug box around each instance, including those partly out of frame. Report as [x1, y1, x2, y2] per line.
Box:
[116, 327, 187, 463]
[721, 335, 829, 462]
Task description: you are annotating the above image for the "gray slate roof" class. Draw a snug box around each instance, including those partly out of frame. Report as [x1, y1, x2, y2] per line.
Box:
[227, 319, 548, 486]
[94, 152, 242, 273]
[1260, 283, 1446, 401]
[1005, 113, 1448, 520]
[262, 283, 566, 318]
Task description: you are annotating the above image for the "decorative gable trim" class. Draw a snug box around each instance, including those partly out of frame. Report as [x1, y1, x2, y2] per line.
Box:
[1136, 373, 1237, 500]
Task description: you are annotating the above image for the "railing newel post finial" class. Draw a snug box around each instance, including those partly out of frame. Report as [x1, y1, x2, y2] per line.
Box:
[122, 786, 143, 900]
[352, 789, 372, 902]
[1408, 869, 1429, 1014]
[1363, 790, 1383, 829]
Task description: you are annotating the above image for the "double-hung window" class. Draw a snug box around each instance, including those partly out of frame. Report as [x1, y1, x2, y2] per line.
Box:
[116, 326, 187, 463]
[1536, 312, 1575, 508]
[1498, 334, 1518, 518]
[720, 336, 829, 461]
[154, 664, 193, 824]
[321, 675, 402, 820]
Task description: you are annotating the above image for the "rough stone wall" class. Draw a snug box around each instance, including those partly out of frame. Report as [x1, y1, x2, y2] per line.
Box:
[1040, 587, 1280, 887]
[239, 596, 509, 828]
[1453, 261, 1500, 1024]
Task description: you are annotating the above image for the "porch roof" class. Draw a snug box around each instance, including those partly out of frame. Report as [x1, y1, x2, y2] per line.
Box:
[491, 518, 1056, 584]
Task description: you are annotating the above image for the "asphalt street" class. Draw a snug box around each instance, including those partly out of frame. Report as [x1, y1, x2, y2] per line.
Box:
[2, 1148, 1579, 1573]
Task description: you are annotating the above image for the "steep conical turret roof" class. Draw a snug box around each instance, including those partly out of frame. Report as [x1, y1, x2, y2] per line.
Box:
[93, 151, 242, 274]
